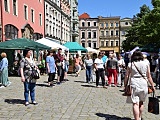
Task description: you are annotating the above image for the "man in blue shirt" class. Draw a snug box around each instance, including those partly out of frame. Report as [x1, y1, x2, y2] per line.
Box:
[101, 52, 108, 67]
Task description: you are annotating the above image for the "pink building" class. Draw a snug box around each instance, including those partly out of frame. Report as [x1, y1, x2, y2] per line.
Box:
[0, 0, 44, 42]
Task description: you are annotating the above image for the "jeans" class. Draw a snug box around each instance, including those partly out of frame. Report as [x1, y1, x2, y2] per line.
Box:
[86, 66, 92, 82]
[24, 81, 36, 102]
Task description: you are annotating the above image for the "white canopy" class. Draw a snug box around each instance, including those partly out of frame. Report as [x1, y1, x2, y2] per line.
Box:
[36, 38, 68, 51]
[86, 47, 99, 53]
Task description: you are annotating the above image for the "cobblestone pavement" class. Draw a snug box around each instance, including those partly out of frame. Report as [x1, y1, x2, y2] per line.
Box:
[0, 70, 160, 120]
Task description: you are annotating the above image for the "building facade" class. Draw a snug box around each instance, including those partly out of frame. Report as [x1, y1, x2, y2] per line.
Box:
[60, 0, 71, 44]
[120, 17, 132, 51]
[79, 13, 99, 49]
[98, 16, 120, 54]
[70, 0, 79, 42]
[45, 0, 62, 43]
[0, 0, 44, 42]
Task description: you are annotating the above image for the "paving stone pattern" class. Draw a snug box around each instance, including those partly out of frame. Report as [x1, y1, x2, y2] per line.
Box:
[0, 70, 160, 120]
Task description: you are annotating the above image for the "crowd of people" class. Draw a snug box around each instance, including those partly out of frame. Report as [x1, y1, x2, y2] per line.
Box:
[0, 48, 158, 120]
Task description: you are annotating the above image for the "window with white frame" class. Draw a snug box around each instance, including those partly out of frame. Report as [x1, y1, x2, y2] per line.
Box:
[106, 31, 109, 36]
[24, 5, 28, 20]
[88, 22, 90, 27]
[39, 14, 42, 26]
[111, 30, 113, 36]
[88, 32, 91, 38]
[93, 43, 96, 48]
[82, 22, 85, 27]
[82, 42, 85, 47]
[106, 41, 108, 46]
[31, 9, 35, 23]
[116, 23, 119, 27]
[101, 41, 104, 47]
[82, 32, 85, 39]
[111, 41, 114, 46]
[116, 41, 119, 46]
[101, 23, 104, 27]
[4, 0, 9, 12]
[93, 31, 96, 38]
[94, 22, 96, 26]
[116, 30, 119, 36]
[110, 22, 113, 27]
[13, 0, 17, 15]
[88, 42, 91, 47]
[106, 23, 108, 27]
[101, 31, 104, 36]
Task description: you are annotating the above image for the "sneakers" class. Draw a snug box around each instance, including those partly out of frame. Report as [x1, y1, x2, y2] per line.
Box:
[32, 101, 38, 105]
[0, 86, 5, 88]
[25, 102, 29, 106]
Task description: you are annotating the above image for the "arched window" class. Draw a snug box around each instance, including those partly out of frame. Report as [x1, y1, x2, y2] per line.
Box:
[33, 33, 43, 41]
[5, 24, 18, 39]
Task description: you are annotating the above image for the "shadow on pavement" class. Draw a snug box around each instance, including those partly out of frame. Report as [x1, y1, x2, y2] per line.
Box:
[4, 99, 24, 104]
[36, 83, 49, 87]
[74, 80, 86, 83]
[81, 84, 95, 88]
[95, 113, 132, 120]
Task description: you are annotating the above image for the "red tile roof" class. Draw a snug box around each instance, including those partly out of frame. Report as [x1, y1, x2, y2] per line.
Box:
[79, 13, 90, 19]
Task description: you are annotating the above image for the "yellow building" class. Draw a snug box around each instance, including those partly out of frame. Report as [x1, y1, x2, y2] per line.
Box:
[98, 16, 120, 54]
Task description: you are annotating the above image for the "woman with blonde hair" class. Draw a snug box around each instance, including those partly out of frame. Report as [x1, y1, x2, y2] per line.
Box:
[0, 52, 11, 87]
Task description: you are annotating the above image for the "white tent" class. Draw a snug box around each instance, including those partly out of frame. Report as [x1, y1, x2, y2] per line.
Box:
[86, 47, 99, 53]
[36, 38, 68, 51]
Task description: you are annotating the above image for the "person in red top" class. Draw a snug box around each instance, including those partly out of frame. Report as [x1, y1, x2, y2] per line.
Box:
[55, 48, 64, 84]
[74, 54, 82, 77]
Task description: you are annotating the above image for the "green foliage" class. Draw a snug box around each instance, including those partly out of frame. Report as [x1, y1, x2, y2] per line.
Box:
[122, 2, 160, 52]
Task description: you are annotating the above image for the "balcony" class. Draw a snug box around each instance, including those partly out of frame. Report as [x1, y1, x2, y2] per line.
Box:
[72, 16, 79, 24]
[72, 30, 79, 36]
[73, 6, 77, 11]
[99, 35, 119, 38]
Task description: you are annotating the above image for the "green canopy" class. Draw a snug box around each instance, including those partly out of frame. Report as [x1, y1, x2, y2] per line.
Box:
[0, 38, 51, 50]
[64, 42, 87, 52]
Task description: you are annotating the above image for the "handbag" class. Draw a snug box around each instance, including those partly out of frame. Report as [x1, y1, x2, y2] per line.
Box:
[25, 58, 40, 79]
[133, 62, 153, 94]
[148, 92, 159, 115]
[123, 63, 132, 96]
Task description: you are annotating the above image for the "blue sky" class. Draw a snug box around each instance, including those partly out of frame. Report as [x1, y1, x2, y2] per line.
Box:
[78, 0, 153, 18]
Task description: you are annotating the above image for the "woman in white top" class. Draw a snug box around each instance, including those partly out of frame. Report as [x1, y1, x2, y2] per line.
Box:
[94, 53, 107, 88]
[124, 51, 155, 120]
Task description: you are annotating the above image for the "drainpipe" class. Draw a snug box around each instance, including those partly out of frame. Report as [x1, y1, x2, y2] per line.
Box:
[0, 0, 3, 42]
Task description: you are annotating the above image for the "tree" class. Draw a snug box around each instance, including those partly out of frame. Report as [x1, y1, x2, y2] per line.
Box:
[122, 5, 151, 51]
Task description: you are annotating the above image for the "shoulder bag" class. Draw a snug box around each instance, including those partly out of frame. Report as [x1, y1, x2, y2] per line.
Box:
[25, 58, 40, 79]
[123, 63, 132, 96]
[133, 62, 153, 94]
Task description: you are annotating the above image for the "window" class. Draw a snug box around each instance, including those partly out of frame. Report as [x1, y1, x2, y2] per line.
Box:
[24, 5, 28, 20]
[13, 0, 17, 15]
[82, 22, 85, 27]
[4, 0, 9, 12]
[82, 43, 85, 47]
[94, 22, 96, 26]
[106, 23, 108, 27]
[101, 41, 104, 47]
[125, 22, 128, 25]
[106, 31, 109, 36]
[122, 30, 125, 35]
[101, 31, 104, 36]
[111, 23, 113, 27]
[116, 41, 119, 46]
[111, 31, 113, 36]
[88, 22, 90, 27]
[116, 23, 119, 27]
[116, 30, 119, 36]
[33, 33, 43, 40]
[46, 25, 48, 34]
[93, 32, 96, 38]
[101, 23, 104, 27]
[88, 42, 91, 47]
[111, 41, 114, 46]
[106, 41, 108, 46]
[82, 32, 85, 38]
[88, 32, 91, 38]
[93, 43, 96, 48]
[31, 9, 34, 23]
[39, 14, 42, 26]
[5, 24, 18, 39]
